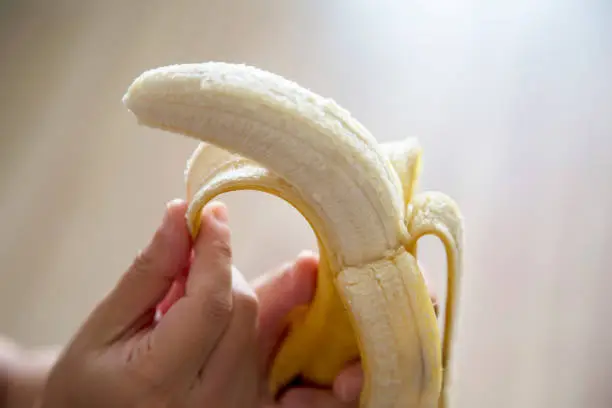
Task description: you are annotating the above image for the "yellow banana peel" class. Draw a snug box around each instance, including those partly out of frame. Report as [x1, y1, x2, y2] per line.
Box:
[123, 62, 463, 408]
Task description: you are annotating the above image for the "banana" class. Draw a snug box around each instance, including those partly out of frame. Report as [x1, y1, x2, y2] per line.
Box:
[122, 62, 464, 408]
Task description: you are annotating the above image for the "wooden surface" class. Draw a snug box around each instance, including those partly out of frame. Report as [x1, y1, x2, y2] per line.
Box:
[1, 1, 611, 406]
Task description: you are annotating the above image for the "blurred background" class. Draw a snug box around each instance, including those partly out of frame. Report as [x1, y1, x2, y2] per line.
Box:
[1, 0, 611, 406]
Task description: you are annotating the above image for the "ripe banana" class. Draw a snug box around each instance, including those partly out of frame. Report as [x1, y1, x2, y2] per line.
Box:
[122, 62, 464, 408]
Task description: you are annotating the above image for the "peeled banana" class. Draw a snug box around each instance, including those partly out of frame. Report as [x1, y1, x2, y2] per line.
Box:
[123, 62, 464, 408]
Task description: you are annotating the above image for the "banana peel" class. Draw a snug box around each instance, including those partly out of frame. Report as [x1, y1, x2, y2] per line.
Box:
[123, 62, 464, 408]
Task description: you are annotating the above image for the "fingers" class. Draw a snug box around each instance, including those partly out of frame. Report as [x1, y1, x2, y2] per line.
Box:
[184, 202, 233, 300]
[146, 202, 234, 378]
[81, 199, 191, 345]
[333, 361, 363, 403]
[279, 387, 358, 408]
[190, 266, 259, 393]
[253, 251, 319, 368]
[156, 272, 187, 319]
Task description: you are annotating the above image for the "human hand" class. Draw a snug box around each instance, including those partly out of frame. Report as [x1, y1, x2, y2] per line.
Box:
[36, 200, 365, 408]
[158, 249, 366, 408]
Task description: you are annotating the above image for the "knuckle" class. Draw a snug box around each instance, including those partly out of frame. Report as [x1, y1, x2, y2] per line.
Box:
[204, 292, 233, 324]
[133, 250, 154, 271]
[128, 224, 172, 275]
[214, 218, 232, 239]
[234, 290, 259, 321]
[210, 237, 233, 261]
[126, 249, 171, 285]
[128, 251, 155, 279]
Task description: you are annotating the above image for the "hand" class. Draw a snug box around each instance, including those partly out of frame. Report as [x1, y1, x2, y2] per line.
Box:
[251, 255, 439, 408]
[35, 200, 365, 408]
[159, 249, 365, 408]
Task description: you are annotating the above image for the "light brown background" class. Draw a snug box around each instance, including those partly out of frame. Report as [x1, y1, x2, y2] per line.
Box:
[1, 1, 611, 407]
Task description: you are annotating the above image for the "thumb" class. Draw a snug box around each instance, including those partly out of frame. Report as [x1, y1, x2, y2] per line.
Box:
[253, 251, 319, 368]
[80, 199, 192, 346]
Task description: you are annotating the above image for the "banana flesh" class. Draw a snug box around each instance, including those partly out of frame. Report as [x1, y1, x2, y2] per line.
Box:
[123, 62, 464, 408]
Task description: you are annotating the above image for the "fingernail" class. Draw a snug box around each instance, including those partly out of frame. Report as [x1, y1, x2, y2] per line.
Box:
[162, 199, 183, 221]
[165, 198, 184, 213]
[335, 365, 364, 403]
[166, 198, 184, 207]
[210, 203, 228, 223]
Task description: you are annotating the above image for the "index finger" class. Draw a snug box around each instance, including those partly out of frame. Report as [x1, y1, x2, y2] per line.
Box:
[145, 202, 234, 379]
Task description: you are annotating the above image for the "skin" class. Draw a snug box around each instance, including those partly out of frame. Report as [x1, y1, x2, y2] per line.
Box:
[1, 199, 437, 408]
